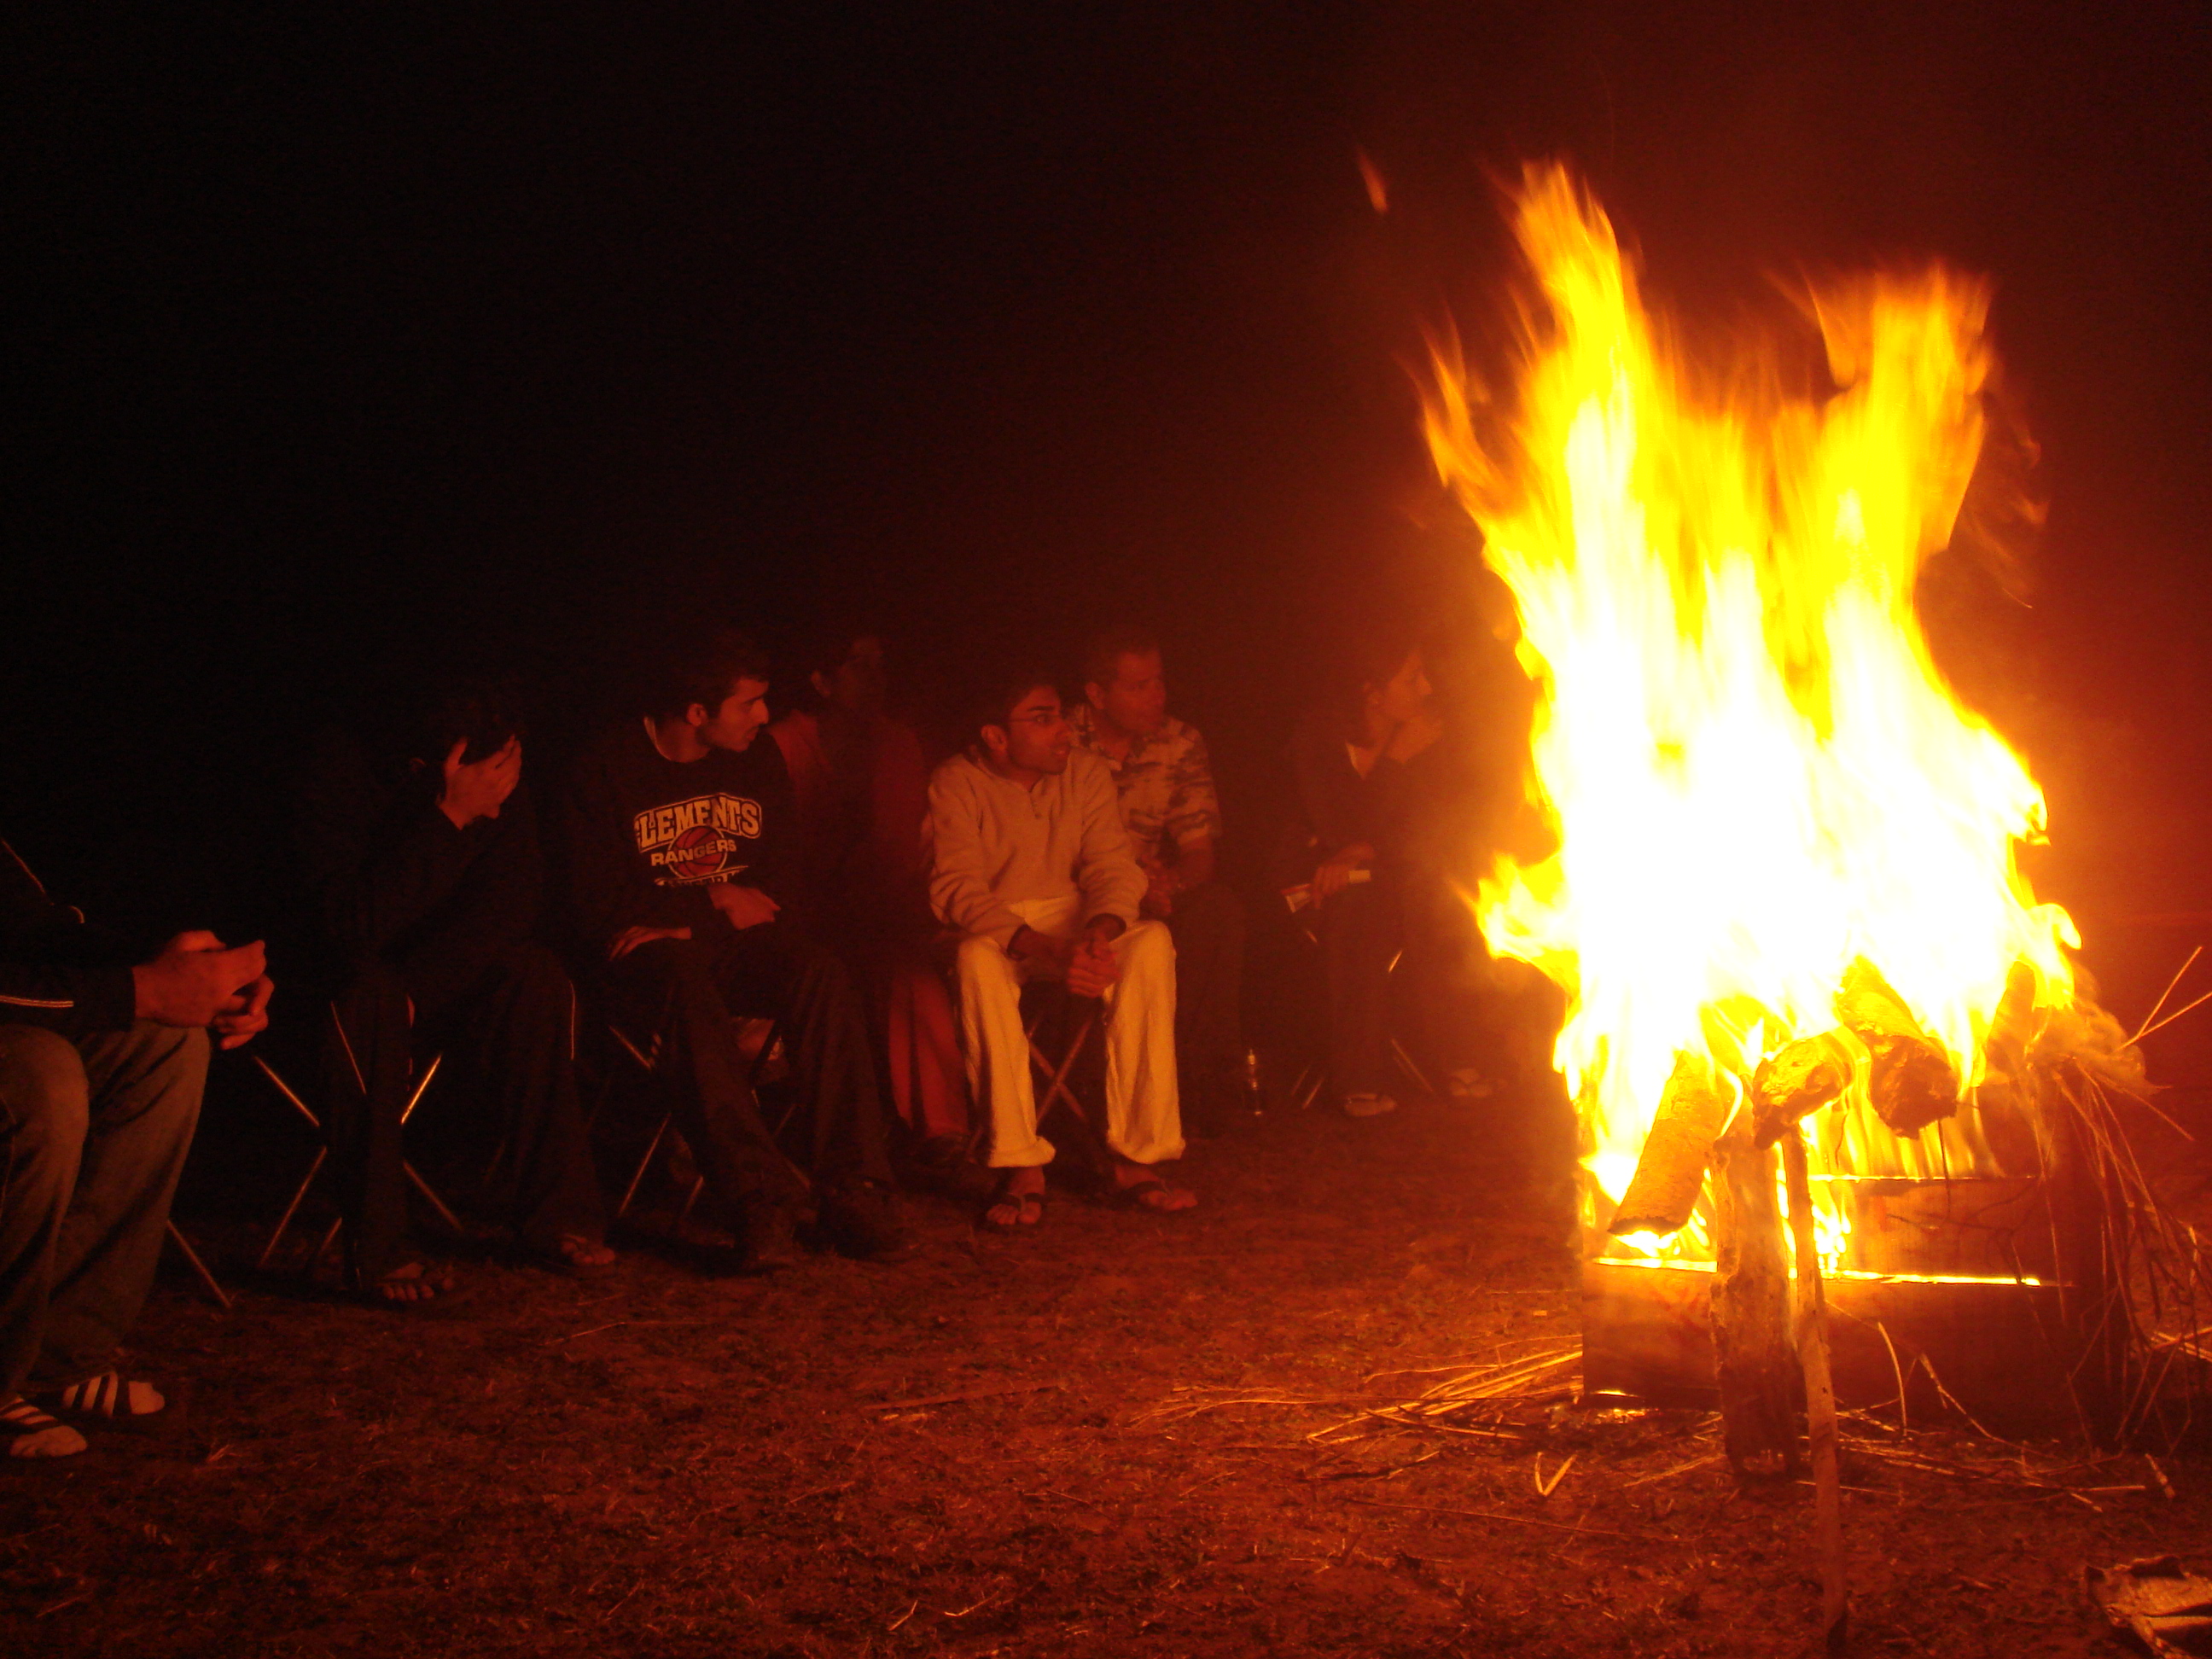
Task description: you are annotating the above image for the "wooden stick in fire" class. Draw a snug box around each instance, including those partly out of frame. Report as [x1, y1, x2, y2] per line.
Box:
[1781, 1127, 1849, 1650]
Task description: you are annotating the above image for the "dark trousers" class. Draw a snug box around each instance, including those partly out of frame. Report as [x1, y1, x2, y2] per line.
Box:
[1313, 875, 1491, 1100]
[0, 1022, 205, 1397]
[323, 941, 604, 1284]
[1314, 880, 1400, 1097]
[1165, 880, 1244, 1080]
[602, 924, 893, 1215]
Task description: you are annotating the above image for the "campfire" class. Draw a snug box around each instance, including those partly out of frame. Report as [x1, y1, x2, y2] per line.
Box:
[1417, 166, 2205, 1639]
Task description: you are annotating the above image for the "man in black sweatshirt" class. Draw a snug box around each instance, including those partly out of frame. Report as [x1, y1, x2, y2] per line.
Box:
[2, 840, 271, 1458]
[563, 627, 908, 1269]
[298, 675, 610, 1303]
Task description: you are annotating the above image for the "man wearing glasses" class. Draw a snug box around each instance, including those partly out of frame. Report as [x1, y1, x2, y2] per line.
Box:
[928, 670, 1195, 1228]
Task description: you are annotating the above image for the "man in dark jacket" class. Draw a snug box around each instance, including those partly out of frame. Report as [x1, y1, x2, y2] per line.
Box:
[2, 840, 271, 1458]
[563, 627, 907, 1270]
[299, 676, 610, 1303]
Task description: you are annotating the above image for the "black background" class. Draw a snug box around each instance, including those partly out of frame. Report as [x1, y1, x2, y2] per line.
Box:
[15, 4, 2212, 1004]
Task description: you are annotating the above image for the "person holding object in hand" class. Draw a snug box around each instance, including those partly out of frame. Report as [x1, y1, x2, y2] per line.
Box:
[1, 839, 272, 1458]
[1278, 626, 1476, 1120]
[929, 669, 1195, 1228]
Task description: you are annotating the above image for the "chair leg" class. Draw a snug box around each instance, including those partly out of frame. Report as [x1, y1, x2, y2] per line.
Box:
[1391, 1038, 1435, 1100]
[165, 1221, 233, 1311]
[256, 1146, 329, 1271]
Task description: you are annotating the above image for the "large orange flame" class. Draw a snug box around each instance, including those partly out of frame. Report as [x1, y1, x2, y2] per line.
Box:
[1421, 166, 2079, 1260]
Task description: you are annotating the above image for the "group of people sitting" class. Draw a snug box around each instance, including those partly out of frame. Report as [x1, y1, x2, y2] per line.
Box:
[2, 614, 1498, 1458]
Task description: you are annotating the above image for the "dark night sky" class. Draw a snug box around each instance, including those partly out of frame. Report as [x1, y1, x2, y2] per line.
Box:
[14, 4, 2212, 970]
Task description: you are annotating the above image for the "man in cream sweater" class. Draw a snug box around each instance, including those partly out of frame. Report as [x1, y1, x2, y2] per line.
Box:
[928, 669, 1195, 1227]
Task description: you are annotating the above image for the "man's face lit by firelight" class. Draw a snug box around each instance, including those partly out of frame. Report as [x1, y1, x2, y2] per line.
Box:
[693, 677, 771, 754]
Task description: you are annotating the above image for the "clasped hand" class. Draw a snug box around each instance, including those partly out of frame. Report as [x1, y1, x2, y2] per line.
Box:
[1016, 920, 1122, 998]
[132, 931, 274, 1049]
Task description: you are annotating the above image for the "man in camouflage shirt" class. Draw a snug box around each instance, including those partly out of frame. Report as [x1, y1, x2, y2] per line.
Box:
[1073, 628, 1247, 1131]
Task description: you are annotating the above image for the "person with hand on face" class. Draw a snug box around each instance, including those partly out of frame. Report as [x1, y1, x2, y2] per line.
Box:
[928, 669, 1195, 1227]
[1280, 627, 1458, 1119]
[1071, 628, 1246, 1134]
[297, 672, 613, 1306]
[1, 840, 272, 1458]
[563, 626, 908, 1272]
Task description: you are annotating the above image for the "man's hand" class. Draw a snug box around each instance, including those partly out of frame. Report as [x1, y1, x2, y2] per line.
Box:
[609, 924, 691, 962]
[213, 974, 275, 1050]
[1383, 706, 1444, 764]
[438, 736, 522, 830]
[133, 934, 269, 1029]
[707, 884, 780, 932]
[1139, 857, 1179, 920]
[1313, 842, 1375, 904]
[1066, 920, 1124, 999]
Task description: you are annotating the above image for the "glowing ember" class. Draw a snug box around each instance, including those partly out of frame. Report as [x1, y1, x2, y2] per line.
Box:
[1420, 166, 2080, 1266]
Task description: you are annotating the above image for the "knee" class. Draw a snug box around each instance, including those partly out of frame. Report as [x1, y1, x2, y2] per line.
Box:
[1120, 918, 1174, 970]
[955, 934, 1015, 991]
[0, 1027, 90, 1147]
[127, 1022, 210, 1126]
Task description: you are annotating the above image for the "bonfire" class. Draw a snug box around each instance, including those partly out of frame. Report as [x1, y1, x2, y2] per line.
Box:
[1406, 163, 2209, 1643]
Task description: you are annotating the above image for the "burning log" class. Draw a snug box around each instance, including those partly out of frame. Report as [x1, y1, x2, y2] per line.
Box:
[1709, 1117, 1795, 1477]
[1606, 1052, 1732, 1239]
[1749, 1031, 1854, 1150]
[1835, 958, 1959, 1135]
[1782, 1127, 1849, 1648]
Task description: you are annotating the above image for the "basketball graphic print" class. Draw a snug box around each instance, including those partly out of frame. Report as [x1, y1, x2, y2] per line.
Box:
[665, 824, 727, 882]
[635, 791, 761, 885]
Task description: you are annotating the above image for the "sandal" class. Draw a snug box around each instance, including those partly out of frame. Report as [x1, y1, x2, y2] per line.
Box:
[981, 1178, 1045, 1231]
[549, 1233, 616, 1272]
[1110, 1173, 1197, 1214]
[2, 1397, 86, 1459]
[35, 1372, 178, 1436]
[354, 1260, 455, 1307]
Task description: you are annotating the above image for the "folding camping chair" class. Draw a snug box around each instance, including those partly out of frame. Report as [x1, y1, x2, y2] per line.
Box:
[1008, 981, 1111, 1171]
[590, 990, 789, 1235]
[247, 1008, 467, 1273]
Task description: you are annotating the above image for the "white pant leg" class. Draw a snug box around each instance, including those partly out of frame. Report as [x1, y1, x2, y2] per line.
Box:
[1101, 918, 1183, 1164]
[955, 934, 1051, 1168]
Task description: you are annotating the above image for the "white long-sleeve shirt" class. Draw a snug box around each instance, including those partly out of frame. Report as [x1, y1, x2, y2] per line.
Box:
[927, 749, 1145, 949]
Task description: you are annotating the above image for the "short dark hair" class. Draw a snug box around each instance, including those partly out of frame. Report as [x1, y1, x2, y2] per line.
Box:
[778, 616, 880, 713]
[1081, 626, 1161, 690]
[969, 664, 1061, 741]
[1331, 618, 1423, 736]
[652, 626, 771, 721]
[408, 672, 527, 766]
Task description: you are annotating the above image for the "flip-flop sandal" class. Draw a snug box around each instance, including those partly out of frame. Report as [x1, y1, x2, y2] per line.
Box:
[2, 1398, 86, 1459]
[1109, 1175, 1197, 1214]
[35, 1373, 183, 1437]
[547, 1234, 617, 1272]
[981, 1187, 1045, 1231]
[353, 1261, 457, 1308]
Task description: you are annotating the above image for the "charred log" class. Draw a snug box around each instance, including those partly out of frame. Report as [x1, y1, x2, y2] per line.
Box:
[1835, 958, 1959, 1135]
[1607, 1051, 1733, 1238]
[1710, 1119, 1796, 1478]
[1749, 1031, 1854, 1149]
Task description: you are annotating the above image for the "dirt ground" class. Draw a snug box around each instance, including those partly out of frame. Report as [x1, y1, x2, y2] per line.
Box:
[5, 1080, 2209, 1659]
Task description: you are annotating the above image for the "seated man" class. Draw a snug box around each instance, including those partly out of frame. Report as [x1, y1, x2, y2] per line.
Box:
[564, 626, 909, 1270]
[928, 669, 1196, 1225]
[1072, 627, 1247, 1132]
[769, 623, 970, 1166]
[298, 673, 612, 1304]
[2, 838, 271, 1458]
